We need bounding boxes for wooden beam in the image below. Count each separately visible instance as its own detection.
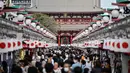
[112,3,127,6]
[2,8,24,12]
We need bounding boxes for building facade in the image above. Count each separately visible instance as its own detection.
[27,0,103,45]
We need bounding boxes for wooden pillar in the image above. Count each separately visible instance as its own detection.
[70,35,73,44]
[58,35,61,46]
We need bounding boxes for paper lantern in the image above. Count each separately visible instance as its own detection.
[96,21,101,26]
[40,28,44,31]
[111,10,119,17]
[92,16,97,21]
[127,4,130,9]
[12,17,18,22]
[85,30,89,34]
[17,14,24,21]
[43,30,47,33]
[36,26,40,29]
[18,41,21,46]
[0,1,4,10]
[8,42,11,48]
[103,16,109,22]
[88,27,92,31]
[119,8,124,13]
[0,42,6,49]
[82,32,86,35]
[92,24,97,28]
[118,14,124,19]
[13,42,16,47]
[31,23,36,27]
[122,42,128,49]
[26,19,31,25]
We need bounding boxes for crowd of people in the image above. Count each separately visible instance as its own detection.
[0,47,111,73]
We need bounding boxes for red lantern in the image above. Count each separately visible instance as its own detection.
[31,43,34,46]
[18,41,21,46]
[117,42,120,49]
[39,43,41,46]
[0,42,6,49]
[112,42,115,47]
[105,42,107,46]
[8,42,11,48]
[122,42,128,49]
[46,44,48,46]
[13,42,16,47]
[109,41,111,46]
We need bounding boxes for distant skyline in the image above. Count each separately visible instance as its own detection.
[101,0,118,8]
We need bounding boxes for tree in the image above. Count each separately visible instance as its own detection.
[32,13,60,34]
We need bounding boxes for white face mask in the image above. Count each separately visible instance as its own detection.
[54,69,58,73]
[66,55,69,58]
[64,68,69,72]
[73,60,77,63]
[45,59,47,62]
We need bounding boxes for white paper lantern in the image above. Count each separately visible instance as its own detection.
[40,28,44,31]
[92,16,97,20]
[36,26,40,29]
[92,24,97,28]
[31,23,36,27]
[96,21,101,26]
[43,30,47,33]
[17,14,24,21]
[82,32,86,35]
[0,1,4,10]
[26,19,31,25]
[88,27,92,31]
[127,4,130,9]
[12,17,18,22]
[103,16,110,22]
[101,20,104,24]
[118,14,124,19]
[111,10,119,17]
[119,8,124,13]
[85,30,89,34]
[108,26,112,29]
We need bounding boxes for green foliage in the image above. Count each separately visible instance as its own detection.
[32,13,60,33]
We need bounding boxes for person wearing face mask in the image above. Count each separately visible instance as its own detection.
[64,54,69,62]
[72,57,81,71]
[85,59,92,73]
[53,62,61,73]
[62,62,71,73]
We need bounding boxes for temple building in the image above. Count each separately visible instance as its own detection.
[27,0,103,45]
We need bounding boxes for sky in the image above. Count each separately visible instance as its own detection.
[101,0,118,8]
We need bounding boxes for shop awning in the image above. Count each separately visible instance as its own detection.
[2,8,24,12]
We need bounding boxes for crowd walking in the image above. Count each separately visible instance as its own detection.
[0,47,111,73]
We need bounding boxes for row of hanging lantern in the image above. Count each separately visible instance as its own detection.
[83,13,130,42]
[73,7,129,41]
[0,39,23,53]
[0,10,56,40]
